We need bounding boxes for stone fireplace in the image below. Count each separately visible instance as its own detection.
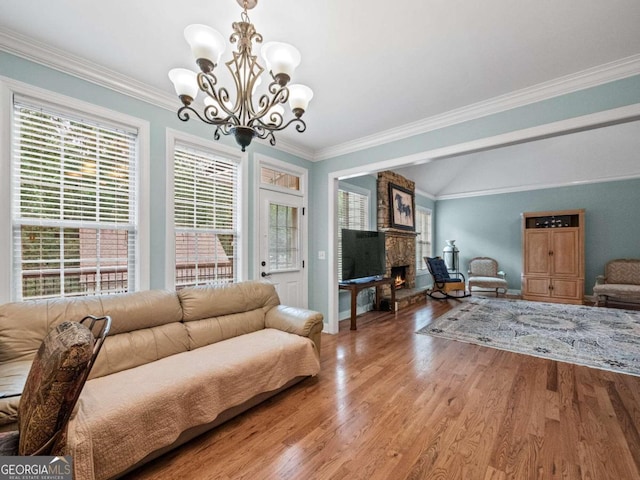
[377,171,417,299]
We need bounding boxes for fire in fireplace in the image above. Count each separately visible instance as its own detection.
[391,265,408,290]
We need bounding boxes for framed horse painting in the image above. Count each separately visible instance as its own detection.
[389,183,415,231]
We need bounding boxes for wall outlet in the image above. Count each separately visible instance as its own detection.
[318,251,326,260]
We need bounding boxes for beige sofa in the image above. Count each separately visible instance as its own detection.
[0,280,323,479]
[593,258,640,307]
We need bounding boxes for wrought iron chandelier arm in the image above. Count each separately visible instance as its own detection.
[255,116,307,134]
[177,105,238,128]
[198,73,240,123]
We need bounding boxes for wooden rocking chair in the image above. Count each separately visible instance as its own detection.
[425,256,470,299]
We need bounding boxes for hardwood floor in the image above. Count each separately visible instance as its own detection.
[125,299,640,480]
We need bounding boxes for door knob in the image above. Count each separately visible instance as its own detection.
[261,272,271,278]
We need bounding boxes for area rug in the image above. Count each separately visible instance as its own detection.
[416,297,640,376]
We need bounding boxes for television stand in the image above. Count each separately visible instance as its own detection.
[338,277,396,330]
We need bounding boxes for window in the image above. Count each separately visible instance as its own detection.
[416,207,432,271]
[260,166,300,191]
[337,186,369,281]
[173,142,239,288]
[11,96,140,300]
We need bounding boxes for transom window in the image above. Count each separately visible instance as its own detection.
[260,166,300,191]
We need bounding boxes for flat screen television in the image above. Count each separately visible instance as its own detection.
[341,229,386,282]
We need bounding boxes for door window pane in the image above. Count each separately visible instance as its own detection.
[268,203,299,271]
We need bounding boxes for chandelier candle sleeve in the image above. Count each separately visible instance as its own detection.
[168,69,198,105]
[168,0,313,152]
[184,24,226,70]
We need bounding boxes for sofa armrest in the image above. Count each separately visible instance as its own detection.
[266,305,323,337]
[498,270,506,279]
[265,305,324,355]
[595,275,606,286]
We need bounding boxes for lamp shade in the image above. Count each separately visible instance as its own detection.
[288,84,313,112]
[261,42,301,77]
[168,68,198,99]
[184,24,226,66]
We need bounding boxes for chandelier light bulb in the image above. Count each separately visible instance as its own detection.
[168,68,198,105]
[261,42,301,85]
[287,84,313,117]
[184,24,226,72]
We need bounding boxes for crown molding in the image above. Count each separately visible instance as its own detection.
[313,54,640,161]
[415,188,436,201]
[435,172,640,201]
[0,28,176,111]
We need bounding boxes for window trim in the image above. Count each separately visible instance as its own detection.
[0,78,150,303]
[165,129,247,290]
[415,206,433,273]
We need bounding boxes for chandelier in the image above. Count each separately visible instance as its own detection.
[168,0,313,152]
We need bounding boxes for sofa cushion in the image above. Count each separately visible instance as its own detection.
[593,283,640,298]
[607,261,640,285]
[98,290,183,335]
[469,276,509,289]
[184,310,265,350]
[66,328,320,480]
[88,322,189,380]
[0,291,182,365]
[19,321,94,455]
[178,281,279,321]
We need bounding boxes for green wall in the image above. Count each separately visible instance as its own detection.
[434,178,640,295]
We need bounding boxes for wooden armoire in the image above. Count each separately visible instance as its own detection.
[521,209,585,305]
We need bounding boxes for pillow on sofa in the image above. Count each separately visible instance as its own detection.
[18,321,94,455]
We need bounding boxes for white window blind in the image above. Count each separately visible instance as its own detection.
[173,142,239,288]
[12,97,138,300]
[416,208,432,270]
[337,188,369,281]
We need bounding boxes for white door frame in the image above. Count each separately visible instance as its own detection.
[254,154,309,307]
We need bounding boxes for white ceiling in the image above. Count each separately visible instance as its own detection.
[1,0,640,194]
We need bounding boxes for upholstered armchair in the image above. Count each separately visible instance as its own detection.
[593,259,640,307]
[467,257,508,297]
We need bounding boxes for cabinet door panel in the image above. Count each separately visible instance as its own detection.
[551,278,580,299]
[552,229,579,276]
[524,277,550,296]
[525,231,550,275]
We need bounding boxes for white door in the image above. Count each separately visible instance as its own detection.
[259,188,307,308]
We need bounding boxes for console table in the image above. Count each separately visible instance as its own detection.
[339,277,396,330]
